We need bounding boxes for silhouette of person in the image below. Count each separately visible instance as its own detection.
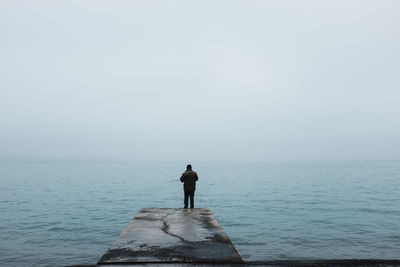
[180,164,199,209]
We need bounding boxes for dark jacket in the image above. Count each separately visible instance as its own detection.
[180,170,198,192]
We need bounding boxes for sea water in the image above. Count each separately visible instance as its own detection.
[0,160,399,266]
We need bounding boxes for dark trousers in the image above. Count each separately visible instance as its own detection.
[184,190,195,209]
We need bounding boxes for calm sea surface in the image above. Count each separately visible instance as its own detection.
[0,161,399,266]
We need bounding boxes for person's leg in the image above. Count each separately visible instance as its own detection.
[190,191,194,209]
[184,191,189,209]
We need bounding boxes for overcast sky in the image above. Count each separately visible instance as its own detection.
[0,0,399,161]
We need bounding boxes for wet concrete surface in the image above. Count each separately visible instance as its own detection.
[98,208,243,264]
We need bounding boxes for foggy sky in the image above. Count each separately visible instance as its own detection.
[1,0,399,161]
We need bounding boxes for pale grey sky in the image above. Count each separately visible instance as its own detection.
[1,0,399,161]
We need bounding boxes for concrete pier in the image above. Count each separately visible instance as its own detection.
[97,208,243,265]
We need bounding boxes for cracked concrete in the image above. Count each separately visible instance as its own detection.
[97,208,243,264]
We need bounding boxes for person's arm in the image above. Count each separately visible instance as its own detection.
[180,173,185,183]
[195,172,198,181]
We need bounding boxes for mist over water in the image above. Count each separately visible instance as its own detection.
[1,2,399,266]
[1,1,400,162]
[1,160,399,266]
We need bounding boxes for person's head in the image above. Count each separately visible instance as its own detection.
[186,164,192,170]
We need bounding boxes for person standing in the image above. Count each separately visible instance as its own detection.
[180,164,199,209]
